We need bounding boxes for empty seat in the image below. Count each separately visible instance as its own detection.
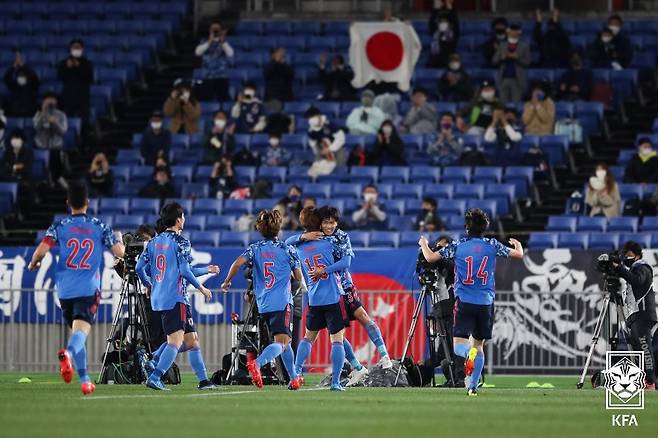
[349,231,369,248]
[164,198,193,214]
[349,166,378,184]
[466,200,497,219]
[332,183,362,199]
[608,217,638,232]
[588,233,619,250]
[193,198,222,215]
[437,200,466,216]
[453,184,484,200]
[302,183,331,199]
[382,199,405,215]
[620,233,652,249]
[99,198,129,214]
[472,167,502,183]
[546,216,576,232]
[392,184,423,200]
[442,167,471,183]
[369,231,399,248]
[257,166,287,183]
[113,215,144,231]
[409,165,441,183]
[223,200,253,215]
[618,184,643,200]
[219,231,249,248]
[190,231,220,248]
[577,216,607,232]
[557,233,588,249]
[423,184,453,199]
[181,183,209,198]
[206,215,236,231]
[380,166,410,183]
[528,232,556,249]
[130,198,160,215]
[184,216,206,231]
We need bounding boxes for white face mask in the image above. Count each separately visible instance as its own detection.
[481,90,495,101]
[181,91,190,101]
[640,146,653,156]
[364,192,377,203]
[71,49,83,58]
[243,91,255,101]
[595,169,607,179]
[382,126,393,136]
[269,138,280,147]
[438,22,449,32]
[10,138,22,149]
[214,119,226,129]
[608,25,620,35]
[16,76,27,86]
[151,121,162,130]
[508,37,519,44]
[448,62,460,71]
[309,116,322,129]
[602,36,612,44]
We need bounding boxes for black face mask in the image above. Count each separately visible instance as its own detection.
[623,257,636,268]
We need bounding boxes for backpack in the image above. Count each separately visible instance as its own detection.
[554,118,583,144]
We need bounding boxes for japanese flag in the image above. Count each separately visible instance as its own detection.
[349,22,421,92]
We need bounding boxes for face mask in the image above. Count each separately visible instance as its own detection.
[623,257,635,268]
[151,121,162,130]
[535,91,545,101]
[508,37,519,44]
[269,138,280,147]
[364,193,377,203]
[11,138,22,149]
[181,91,190,101]
[602,36,612,44]
[608,25,620,35]
[243,92,255,101]
[361,97,373,107]
[441,122,452,130]
[382,126,393,136]
[481,90,495,101]
[640,146,653,156]
[438,22,449,32]
[289,195,300,202]
[16,76,27,86]
[214,119,226,129]
[448,62,460,71]
[495,29,506,39]
[71,49,83,58]
[309,116,322,129]
[596,169,607,179]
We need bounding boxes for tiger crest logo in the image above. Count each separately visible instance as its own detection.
[602,352,646,410]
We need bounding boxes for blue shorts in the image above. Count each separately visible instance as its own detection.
[59,291,100,328]
[159,303,196,336]
[341,287,363,323]
[453,298,494,341]
[306,302,347,335]
[261,304,292,337]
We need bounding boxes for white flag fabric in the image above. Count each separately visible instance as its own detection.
[349,22,421,92]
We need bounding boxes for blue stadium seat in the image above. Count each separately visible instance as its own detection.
[181,183,209,198]
[472,167,502,184]
[442,167,471,183]
[608,217,638,232]
[265,21,293,35]
[380,166,410,183]
[504,166,534,197]
[558,233,588,249]
[404,200,422,216]
[618,184,643,200]
[236,21,264,35]
[130,198,160,215]
[409,165,441,183]
[235,166,256,185]
[640,216,658,231]
[466,200,497,219]
[577,216,607,232]
[302,183,331,199]
[388,215,414,232]
[621,233,652,249]
[116,149,142,165]
[113,215,145,231]
[392,184,423,200]
[445,215,465,231]
[349,166,378,184]
[220,199,252,215]
[369,232,399,248]
[528,232,556,249]
[163,198,192,214]
[453,185,484,200]
[131,166,153,182]
[437,200,466,216]
[546,216,576,232]
[332,183,362,199]
[398,231,420,247]
[184,216,206,231]
[191,231,220,248]
[574,101,603,134]
[257,166,287,183]
[112,165,131,182]
[206,215,236,231]
[349,231,369,248]
[588,233,619,250]
[254,199,277,211]
[99,198,129,215]
[423,184,453,199]
[193,198,222,215]
[219,231,249,248]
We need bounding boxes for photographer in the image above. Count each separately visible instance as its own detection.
[163,80,201,134]
[612,241,657,389]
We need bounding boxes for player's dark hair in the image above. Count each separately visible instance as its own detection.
[255,209,282,239]
[137,224,156,239]
[317,205,340,222]
[299,207,321,231]
[67,183,88,210]
[464,208,490,237]
[436,235,453,246]
[158,202,184,229]
[440,111,455,121]
[622,240,643,259]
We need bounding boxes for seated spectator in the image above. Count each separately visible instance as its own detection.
[586,163,620,219]
[231,82,267,133]
[606,14,633,68]
[485,109,523,166]
[429,112,463,166]
[624,138,658,183]
[264,47,294,102]
[1,129,32,182]
[438,54,473,102]
[263,133,291,167]
[590,26,631,70]
[458,81,503,135]
[427,1,458,68]
[202,110,235,164]
[534,8,570,68]
[492,24,531,103]
[347,144,371,167]
[194,22,233,102]
[57,38,93,124]
[346,90,386,135]
[522,83,555,135]
[264,99,293,137]
[352,185,387,230]
[415,197,446,232]
[306,107,346,178]
[163,80,201,134]
[275,185,304,231]
[430,0,460,40]
[4,52,39,117]
[140,111,171,165]
[482,17,508,68]
[556,52,593,101]
[33,93,68,188]
[319,54,356,101]
[372,120,405,166]
[139,166,177,199]
[208,156,236,199]
[400,88,438,134]
[86,152,113,197]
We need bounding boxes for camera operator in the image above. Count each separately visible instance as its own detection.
[613,241,657,389]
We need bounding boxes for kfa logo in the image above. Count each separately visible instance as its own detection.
[602,351,645,427]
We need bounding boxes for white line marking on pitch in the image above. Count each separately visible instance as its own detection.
[83,387,326,401]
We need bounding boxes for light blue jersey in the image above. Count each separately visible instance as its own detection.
[296,239,343,306]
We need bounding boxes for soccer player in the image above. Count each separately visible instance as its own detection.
[418,208,524,396]
[28,183,125,395]
[290,207,348,391]
[219,209,303,390]
[135,202,215,391]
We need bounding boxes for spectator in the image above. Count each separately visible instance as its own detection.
[139,166,177,199]
[485,108,523,166]
[33,93,68,188]
[231,82,266,133]
[534,9,571,68]
[429,0,460,41]
[0,129,33,217]
[202,110,235,164]
[606,14,633,68]
[492,24,531,103]
[400,88,438,134]
[140,111,172,165]
[438,54,473,102]
[590,26,631,70]
[302,196,317,209]
[194,22,233,102]
[482,17,508,68]
[372,120,405,166]
[346,90,386,135]
[264,99,293,137]
[522,83,555,135]
[4,51,39,117]
[275,185,304,231]
[427,11,457,68]
[352,184,387,230]
[306,107,346,178]
[624,138,658,183]
[57,39,93,124]
[586,163,620,219]
[319,54,355,101]
[415,197,446,232]
[458,81,503,135]
[263,133,291,167]
[428,112,463,166]
[208,156,236,199]
[556,52,594,101]
[163,81,201,134]
[264,47,294,102]
[86,152,114,197]
[348,144,370,167]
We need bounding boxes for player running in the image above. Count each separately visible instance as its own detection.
[136,202,216,391]
[418,208,523,396]
[28,183,125,395]
[220,209,303,390]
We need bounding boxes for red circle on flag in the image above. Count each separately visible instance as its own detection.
[365,31,404,72]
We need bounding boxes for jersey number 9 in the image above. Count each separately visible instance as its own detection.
[155,255,167,283]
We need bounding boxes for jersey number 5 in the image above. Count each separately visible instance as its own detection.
[264,262,275,289]
[65,238,94,270]
[155,255,166,283]
[463,256,489,286]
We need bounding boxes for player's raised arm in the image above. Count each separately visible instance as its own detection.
[220,256,247,292]
[418,235,441,263]
[508,238,524,259]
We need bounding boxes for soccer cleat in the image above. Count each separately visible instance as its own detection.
[346,366,369,386]
[198,380,219,390]
[146,378,170,391]
[144,360,156,374]
[646,381,656,391]
[379,355,393,370]
[298,374,305,386]
[464,347,477,376]
[57,348,73,384]
[467,388,478,397]
[288,377,301,391]
[330,384,346,391]
[247,360,263,389]
[81,381,96,395]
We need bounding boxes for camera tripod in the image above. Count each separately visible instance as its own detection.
[576,281,626,389]
[394,282,456,387]
[97,271,152,384]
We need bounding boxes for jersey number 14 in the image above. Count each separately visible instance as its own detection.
[463,256,489,286]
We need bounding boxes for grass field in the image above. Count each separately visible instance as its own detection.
[0,372,655,438]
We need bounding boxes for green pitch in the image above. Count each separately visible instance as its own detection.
[0,373,655,438]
